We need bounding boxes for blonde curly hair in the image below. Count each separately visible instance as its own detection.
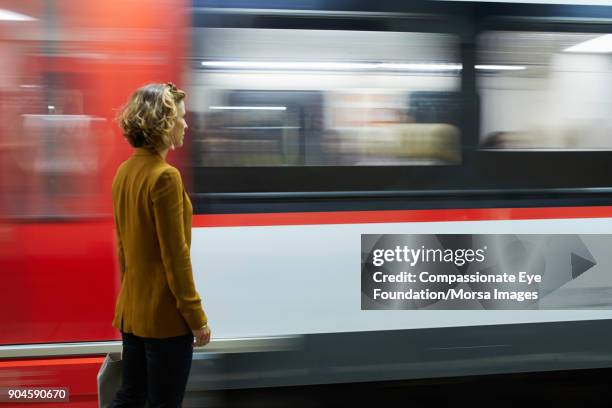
[117,82,186,151]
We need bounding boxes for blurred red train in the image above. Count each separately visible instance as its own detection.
[0,1,189,405]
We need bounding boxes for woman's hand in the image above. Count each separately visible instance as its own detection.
[192,325,211,347]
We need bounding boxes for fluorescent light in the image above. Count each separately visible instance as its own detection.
[201,60,463,71]
[209,106,287,111]
[476,65,527,70]
[0,8,36,21]
[201,61,527,72]
[378,63,463,71]
[201,61,376,70]
[564,34,612,53]
[47,105,55,110]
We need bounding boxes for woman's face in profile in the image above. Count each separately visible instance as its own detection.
[171,101,188,148]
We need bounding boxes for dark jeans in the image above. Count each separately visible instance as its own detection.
[109,331,194,408]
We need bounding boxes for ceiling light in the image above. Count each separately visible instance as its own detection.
[209,106,287,111]
[476,65,527,70]
[201,61,527,73]
[564,34,612,53]
[0,8,36,21]
[378,63,463,71]
[201,61,376,70]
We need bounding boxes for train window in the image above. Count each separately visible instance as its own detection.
[2,82,111,219]
[189,28,463,167]
[478,31,612,150]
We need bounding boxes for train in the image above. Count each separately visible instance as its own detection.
[2,0,612,406]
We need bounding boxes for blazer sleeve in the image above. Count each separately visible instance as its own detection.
[111,186,126,282]
[114,218,126,282]
[151,167,208,330]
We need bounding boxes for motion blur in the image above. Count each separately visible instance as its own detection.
[2,1,612,407]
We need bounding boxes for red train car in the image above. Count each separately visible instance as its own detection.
[0,1,189,405]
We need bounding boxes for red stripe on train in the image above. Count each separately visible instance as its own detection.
[192,205,612,227]
[0,357,105,368]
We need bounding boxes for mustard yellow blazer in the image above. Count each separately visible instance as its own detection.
[111,147,207,338]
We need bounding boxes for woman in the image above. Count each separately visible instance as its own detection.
[110,83,211,408]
